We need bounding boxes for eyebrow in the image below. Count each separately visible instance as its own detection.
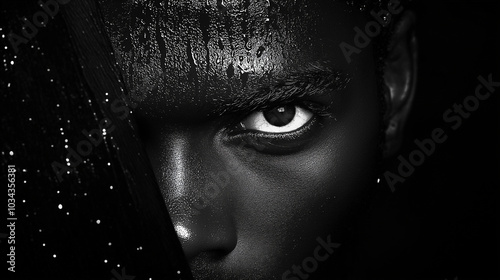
[217,62,350,116]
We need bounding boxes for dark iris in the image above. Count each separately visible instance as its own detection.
[263,105,296,127]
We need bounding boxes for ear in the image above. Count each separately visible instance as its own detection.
[383,11,418,158]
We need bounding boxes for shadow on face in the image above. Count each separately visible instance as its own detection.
[100,0,416,279]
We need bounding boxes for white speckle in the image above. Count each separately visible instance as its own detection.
[22,200,26,203]
[9,151,13,156]
[110,185,113,190]
[66,212,69,215]
[377,178,381,183]
[10,60,14,65]
[42,243,46,246]
[96,220,101,224]
[104,259,108,263]
[58,204,63,209]
[107,162,111,166]
[108,242,112,246]
[53,254,57,258]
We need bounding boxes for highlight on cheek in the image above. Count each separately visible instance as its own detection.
[240,105,314,133]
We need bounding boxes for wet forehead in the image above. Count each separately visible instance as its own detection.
[102,0,358,116]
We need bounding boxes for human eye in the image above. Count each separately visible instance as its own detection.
[225,101,331,154]
[240,104,314,134]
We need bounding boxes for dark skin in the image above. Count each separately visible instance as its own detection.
[100,1,417,279]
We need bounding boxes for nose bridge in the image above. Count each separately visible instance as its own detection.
[159,129,218,206]
[157,127,237,260]
[164,134,199,200]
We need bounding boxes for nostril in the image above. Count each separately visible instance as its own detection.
[182,232,238,261]
[194,249,234,262]
[175,219,238,261]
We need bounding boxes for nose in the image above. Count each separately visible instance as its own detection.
[174,208,237,260]
[150,128,238,260]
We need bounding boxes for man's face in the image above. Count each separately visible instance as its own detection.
[101,1,381,278]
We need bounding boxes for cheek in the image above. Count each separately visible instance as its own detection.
[216,70,380,269]
[225,60,380,228]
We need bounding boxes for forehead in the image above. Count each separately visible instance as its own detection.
[101,0,366,117]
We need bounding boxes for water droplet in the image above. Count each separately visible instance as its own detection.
[241,72,249,88]
[226,63,234,78]
[256,46,265,58]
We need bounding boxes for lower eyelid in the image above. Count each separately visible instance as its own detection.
[231,116,318,140]
[232,117,321,155]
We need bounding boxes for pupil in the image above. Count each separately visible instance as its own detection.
[263,105,296,127]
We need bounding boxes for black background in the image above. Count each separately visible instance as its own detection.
[1,0,499,279]
[369,1,499,279]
